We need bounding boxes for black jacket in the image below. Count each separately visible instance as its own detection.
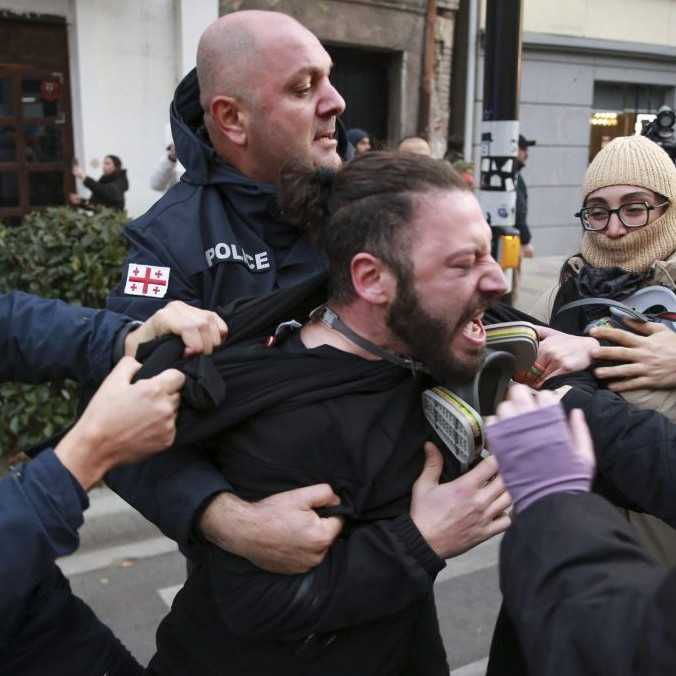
[487,379,676,676]
[83,169,128,211]
[136,280,454,675]
[501,492,676,676]
[561,384,676,525]
[148,356,450,674]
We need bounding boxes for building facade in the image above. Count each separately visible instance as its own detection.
[221,0,460,157]
[0,0,463,223]
[0,0,217,222]
[494,0,676,255]
[4,0,674,252]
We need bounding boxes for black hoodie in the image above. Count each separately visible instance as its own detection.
[133,276,451,676]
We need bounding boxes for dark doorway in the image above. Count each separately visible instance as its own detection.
[326,44,392,146]
[0,14,74,224]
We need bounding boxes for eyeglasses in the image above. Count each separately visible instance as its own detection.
[575,201,669,231]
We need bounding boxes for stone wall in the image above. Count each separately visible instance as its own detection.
[220,0,459,153]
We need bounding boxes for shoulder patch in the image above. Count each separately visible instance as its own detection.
[124,263,171,298]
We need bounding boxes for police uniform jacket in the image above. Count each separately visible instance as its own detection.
[104,68,348,549]
[106,68,346,321]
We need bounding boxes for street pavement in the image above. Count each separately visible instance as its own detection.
[60,256,566,674]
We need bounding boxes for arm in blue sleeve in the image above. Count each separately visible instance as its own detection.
[106,222,201,320]
[0,291,130,386]
[0,449,88,645]
[104,445,232,550]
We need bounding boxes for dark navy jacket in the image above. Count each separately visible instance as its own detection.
[0,291,141,674]
[0,451,141,676]
[105,69,346,546]
[1,291,129,386]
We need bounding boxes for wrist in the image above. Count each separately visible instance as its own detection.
[123,320,150,358]
[199,491,256,554]
[54,424,112,491]
[392,514,445,573]
[410,504,444,558]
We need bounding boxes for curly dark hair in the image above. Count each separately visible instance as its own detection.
[279,151,469,303]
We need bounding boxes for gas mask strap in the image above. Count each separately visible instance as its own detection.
[310,305,429,375]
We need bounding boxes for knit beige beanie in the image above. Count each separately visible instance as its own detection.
[580,134,676,272]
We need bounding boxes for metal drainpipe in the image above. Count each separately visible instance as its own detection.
[419,0,437,140]
[463,0,479,163]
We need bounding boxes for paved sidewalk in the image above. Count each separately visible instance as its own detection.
[515,255,566,317]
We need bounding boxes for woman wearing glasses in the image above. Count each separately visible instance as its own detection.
[545,135,675,330]
[534,134,676,567]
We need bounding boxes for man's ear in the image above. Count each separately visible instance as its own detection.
[210,96,247,146]
[351,253,396,306]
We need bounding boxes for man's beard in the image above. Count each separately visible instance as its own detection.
[386,269,487,385]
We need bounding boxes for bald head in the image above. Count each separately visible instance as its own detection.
[194,10,344,183]
[197,11,309,110]
[399,136,432,157]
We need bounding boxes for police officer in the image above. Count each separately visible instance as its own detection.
[0,292,225,675]
[104,10,352,575]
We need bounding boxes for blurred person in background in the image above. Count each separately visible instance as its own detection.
[70,154,129,211]
[444,134,464,164]
[347,127,371,156]
[453,159,476,189]
[516,134,535,258]
[398,135,432,156]
[150,123,185,193]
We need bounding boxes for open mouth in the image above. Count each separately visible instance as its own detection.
[461,311,486,346]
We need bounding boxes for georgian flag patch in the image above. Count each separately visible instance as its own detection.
[124,263,171,298]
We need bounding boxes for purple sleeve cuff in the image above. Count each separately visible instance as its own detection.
[487,404,593,513]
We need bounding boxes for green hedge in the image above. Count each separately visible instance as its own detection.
[0,207,128,457]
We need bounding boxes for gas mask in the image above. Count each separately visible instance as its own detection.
[423,321,539,471]
[311,306,539,471]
